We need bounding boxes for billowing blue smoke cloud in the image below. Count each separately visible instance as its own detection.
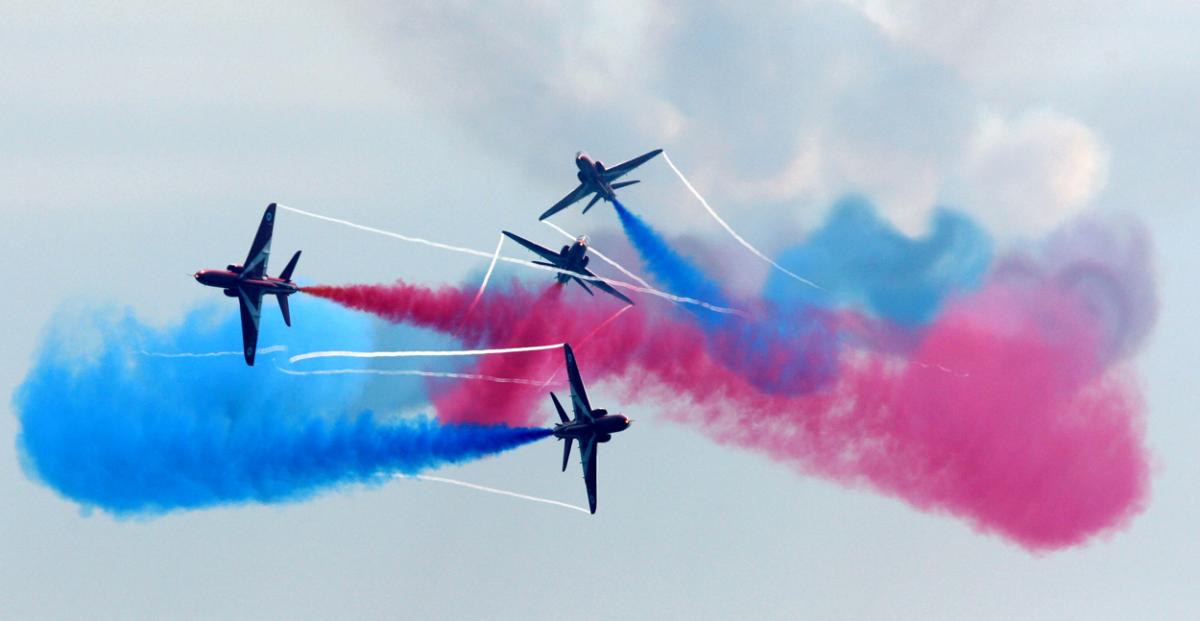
[766,196,992,325]
[611,197,994,393]
[614,199,839,393]
[13,296,549,515]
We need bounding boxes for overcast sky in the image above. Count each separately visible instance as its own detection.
[2,2,1198,619]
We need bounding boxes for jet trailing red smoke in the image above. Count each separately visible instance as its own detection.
[301,275,1150,551]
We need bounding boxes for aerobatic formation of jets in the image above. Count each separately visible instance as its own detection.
[194,148,661,512]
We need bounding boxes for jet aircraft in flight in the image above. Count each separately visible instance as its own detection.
[502,230,634,305]
[550,344,632,514]
[538,148,663,221]
[193,203,300,366]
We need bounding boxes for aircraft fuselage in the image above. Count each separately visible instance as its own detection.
[553,411,631,442]
[194,268,299,297]
[575,152,615,201]
[554,238,591,284]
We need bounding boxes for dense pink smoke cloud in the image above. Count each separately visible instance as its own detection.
[302,270,1150,551]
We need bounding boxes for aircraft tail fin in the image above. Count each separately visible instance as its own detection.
[550,392,569,423]
[582,193,603,214]
[277,294,292,327]
[611,180,640,190]
[572,277,595,296]
[561,437,573,471]
[279,250,301,281]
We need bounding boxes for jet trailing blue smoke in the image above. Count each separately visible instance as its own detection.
[13,297,549,515]
[765,196,993,326]
[613,199,839,393]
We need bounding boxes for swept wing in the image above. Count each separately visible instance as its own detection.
[539,184,592,221]
[563,344,593,421]
[600,148,663,181]
[241,203,276,279]
[502,230,564,265]
[579,434,599,514]
[237,288,264,365]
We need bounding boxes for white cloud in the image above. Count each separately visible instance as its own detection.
[353,0,1112,238]
[956,110,1109,236]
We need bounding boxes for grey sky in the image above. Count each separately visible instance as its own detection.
[2,2,1197,619]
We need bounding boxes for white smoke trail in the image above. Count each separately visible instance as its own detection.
[290,343,565,364]
[540,220,656,290]
[278,203,498,262]
[913,361,971,379]
[140,345,287,358]
[539,304,632,388]
[579,304,634,345]
[661,152,822,290]
[395,473,588,514]
[278,203,744,316]
[276,365,551,386]
[464,232,505,318]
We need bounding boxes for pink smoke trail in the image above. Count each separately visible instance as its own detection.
[303,275,1149,551]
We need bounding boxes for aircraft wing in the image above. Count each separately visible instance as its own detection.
[502,231,563,265]
[242,203,276,279]
[237,287,264,366]
[539,184,591,221]
[578,268,634,305]
[563,344,593,421]
[579,433,599,514]
[600,148,663,181]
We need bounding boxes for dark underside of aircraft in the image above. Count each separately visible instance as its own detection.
[193,203,300,365]
[502,230,634,305]
[550,344,632,514]
[538,148,662,221]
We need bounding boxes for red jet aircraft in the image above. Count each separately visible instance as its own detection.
[193,203,300,365]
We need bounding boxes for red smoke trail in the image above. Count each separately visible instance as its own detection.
[302,278,1149,550]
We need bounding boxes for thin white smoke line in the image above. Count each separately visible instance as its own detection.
[275,365,551,386]
[580,304,634,344]
[395,474,589,514]
[289,343,565,364]
[464,232,506,317]
[140,345,287,358]
[278,203,745,316]
[540,305,633,388]
[661,152,823,291]
[913,361,971,379]
[278,203,498,261]
[540,220,655,290]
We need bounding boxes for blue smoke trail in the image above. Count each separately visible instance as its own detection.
[613,199,838,393]
[613,199,730,328]
[611,197,993,393]
[766,196,992,326]
[13,296,549,515]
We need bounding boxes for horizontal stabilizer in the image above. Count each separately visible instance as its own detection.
[582,193,602,214]
[573,277,594,296]
[550,392,569,423]
[279,250,301,281]
[561,437,573,472]
[277,294,292,327]
[611,180,640,190]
